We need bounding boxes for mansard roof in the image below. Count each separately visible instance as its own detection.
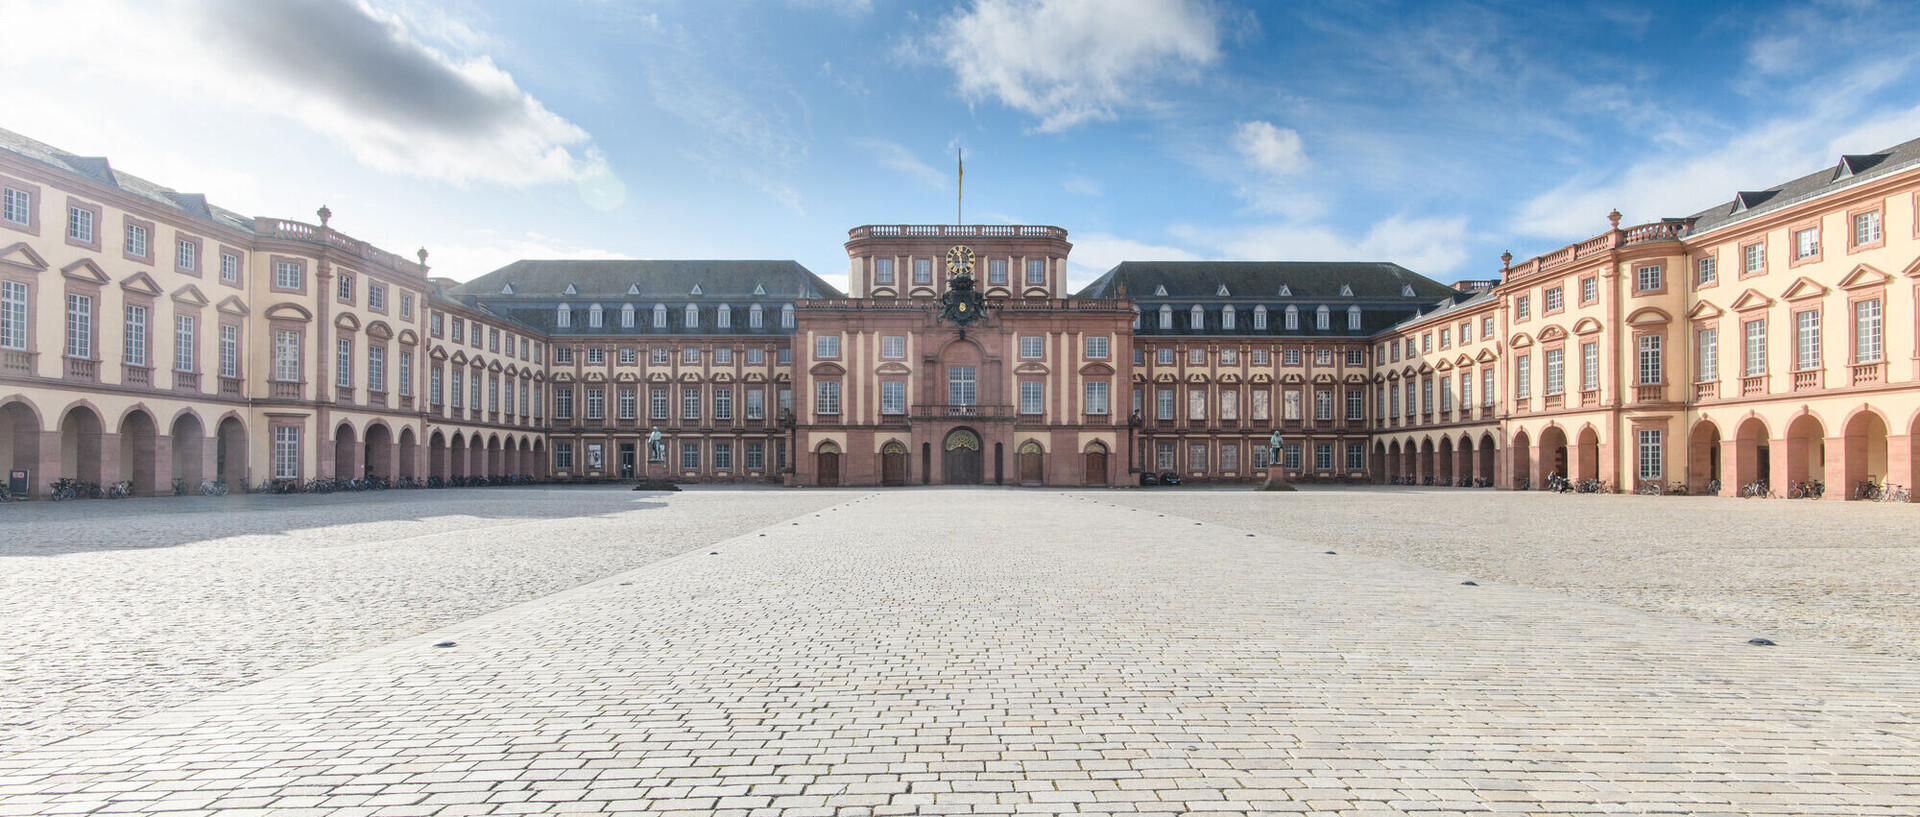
[0,127,255,234]
[1076,261,1456,301]
[453,259,843,301]
[1686,135,1920,234]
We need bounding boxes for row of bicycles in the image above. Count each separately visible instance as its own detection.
[1854,480,1911,503]
[1737,479,1830,499]
[1544,474,1618,494]
[171,477,231,496]
[47,478,135,501]
[251,474,539,494]
[1384,475,1495,487]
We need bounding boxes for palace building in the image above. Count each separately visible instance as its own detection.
[3,124,1918,496]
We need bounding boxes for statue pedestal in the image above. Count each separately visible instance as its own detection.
[1260,464,1295,491]
[647,459,665,479]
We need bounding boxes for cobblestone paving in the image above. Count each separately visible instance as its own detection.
[3,488,1918,815]
[1101,486,1920,661]
[0,487,852,752]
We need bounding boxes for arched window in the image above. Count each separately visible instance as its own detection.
[716,304,731,329]
[780,304,795,328]
[1131,306,1140,330]
[556,303,571,328]
[621,303,635,328]
[1315,305,1330,330]
[1190,305,1204,330]
[588,303,603,328]
[652,304,667,328]
[749,304,764,328]
[1347,305,1361,331]
[1284,305,1299,330]
[1253,305,1268,330]
[1159,305,1173,330]
[1222,305,1237,330]
[684,304,699,328]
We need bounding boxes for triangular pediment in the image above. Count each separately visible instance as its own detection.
[59,258,108,287]
[1475,348,1499,362]
[119,271,164,297]
[1729,288,1774,312]
[1455,354,1473,367]
[0,242,49,273]
[216,295,250,317]
[449,350,469,365]
[1416,363,1434,375]
[1838,264,1891,291]
[1686,301,1723,321]
[1385,370,1401,381]
[488,360,504,373]
[1434,358,1454,371]
[1779,277,1828,302]
[170,284,209,307]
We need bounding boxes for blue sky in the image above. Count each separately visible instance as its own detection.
[6,0,1919,291]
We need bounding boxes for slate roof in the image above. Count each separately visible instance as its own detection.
[1384,287,1497,332]
[452,259,843,301]
[1685,135,1920,235]
[0,127,256,234]
[1075,261,1456,301]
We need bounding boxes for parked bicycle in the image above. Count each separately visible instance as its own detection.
[1634,480,1664,496]
[1883,483,1911,503]
[172,477,191,496]
[200,477,229,496]
[1574,478,1607,494]
[1786,479,1825,500]
[1740,479,1773,498]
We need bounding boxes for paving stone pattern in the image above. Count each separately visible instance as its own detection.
[0,488,851,752]
[1103,487,1920,661]
[3,489,1918,815]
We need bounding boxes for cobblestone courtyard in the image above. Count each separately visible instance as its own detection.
[2,487,1918,815]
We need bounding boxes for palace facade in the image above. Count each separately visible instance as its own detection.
[3,124,1917,496]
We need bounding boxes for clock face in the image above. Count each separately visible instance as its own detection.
[946,245,975,276]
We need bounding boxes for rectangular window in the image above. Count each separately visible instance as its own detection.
[882,335,905,359]
[1287,389,1304,421]
[1515,354,1531,399]
[579,386,600,420]
[815,335,839,359]
[1085,335,1109,359]
[1544,287,1563,312]
[1794,227,1819,259]
[1251,389,1269,421]
[1637,334,1663,385]
[1440,376,1454,411]
[1744,319,1767,377]
[747,388,766,419]
[1795,310,1820,370]
[1481,316,1494,338]
[336,338,352,387]
[1157,348,1175,366]
[948,365,977,406]
[273,426,300,479]
[618,388,637,420]
[1,187,29,225]
[552,386,570,419]
[220,252,240,283]
[1855,299,1882,363]
[554,443,573,471]
[874,258,894,285]
[1314,389,1332,420]
[1283,349,1301,366]
[1157,442,1176,471]
[125,223,148,258]
[1020,381,1043,415]
[682,443,700,470]
[368,284,385,312]
[1188,443,1207,471]
[1635,265,1662,292]
[1459,321,1472,344]
[1283,443,1301,470]
[714,442,732,471]
[1439,329,1450,348]
[451,319,463,342]
[679,387,698,421]
[451,371,465,409]
[336,273,353,302]
[913,258,931,284]
[1459,374,1471,410]
[1582,276,1598,303]
[366,345,384,391]
[1696,328,1718,382]
[747,348,764,365]
[1347,443,1365,471]
[174,314,195,372]
[681,347,698,364]
[1582,341,1598,390]
[1403,382,1415,417]
[1346,349,1363,367]
[1744,242,1766,274]
[1482,368,1494,406]
[746,443,765,470]
[1156,388,1175,420]
[1020,335,1043,359]
[1515,295,1530,320]
[1084,382,1109,416]
[65,293,93,358]
[880,381,905,415]
[472,373,483,410]
[587,348,605,365]
[1696,256,1716,287]
[429,366,442,405]
[650,387,667,420]
[123,304,146,366]
[1346,388,1364,420]
[618,347,637,365]
[400,293,413,319]
[219,324,239,378]
[1637,429,1663,481]
[1854,210,1882,247]
[988,258,1007,285]
[651,347,669,365]
[1544,348,1564,395]
[176,239,196,271]
[1026,258,1046,285]
[1221,444,1239,472]
[554,347,573,364]
[714,388,732,420]
[67,205,93,244]
[1419,380,1431,414]
[1220,348,1238,365]
[1190,348,1206,366]
[1314,443,1333,471]
[1219,388,1238,420]
[1189,389,1207,421]
[399,350,412,396]
[816,380,841,415]
[1252,349,1269,365]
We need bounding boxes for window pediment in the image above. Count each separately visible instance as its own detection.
[334,312,361,331]
[1015,361,1052,375]
[1249,373,1273,384]
[1077,362,1113,377]
[1509,333,1533,348]
[1475,348,1499,362]
[1536,325,1567,342]
[216,295,250,317]
[809,361,847,376]
[449,350,469,365]
[171,284,209,307]
[615,371,640,383]
[428,347,449,361]
[875,361,911,375]
[0,242,49,273]
[1571,316,1604,335]
[1625,307,1672,326]
[120,271,164,297]
[1729,288,1774,312]
[263,302,312,322]
[61,258,111,285]
[366,320,393,340]
[1686,301,1722,321]
[1837,264,1891,291]
[1779,277,1829,302]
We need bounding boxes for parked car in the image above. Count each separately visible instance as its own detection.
[1139,471,1159,486]
[1157,471,1182,486]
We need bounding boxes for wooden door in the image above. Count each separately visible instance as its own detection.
[1084,450,1108,485]
[880,443,907,486]
[817,451,840,486]
[943,429,982,484]
[1017,441,1043,485]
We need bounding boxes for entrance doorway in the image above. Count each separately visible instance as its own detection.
[944,428,982,484]
[881,441,908,486]
[1083,442,1109,486]
[1017,440,1043,485]
[619,443,636,478]
[816,441,841,486]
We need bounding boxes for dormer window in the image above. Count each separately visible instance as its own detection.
[1159,305,1173,330]
[1347,305,1361,331]
[1401,284,1415,297]
[780,304,795,328]
[690,283,703,296]
[1131,306,1140,330]
[1284,305,1299,330]
[684,304,699,328]
[652,304,667,328]
[556,303,572,328]
[1253,305,1268,330]
[1222,304,1236,330]
[1315,305,1330,330]
[716,304,731,329]
[753,283,766,295]
[749,303,764,328]
[627,283,640,295]
[1278,284,1291,297]
[621,303,635,328]
[563,283,577,295]
[1153,284,1168,296]
[1216,284,1230,297]
[1339,284,1353,296]
[1189,305,1204,330]
[588,303,603,328]
[500,283,515,295]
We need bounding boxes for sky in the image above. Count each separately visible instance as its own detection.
[4,0,1919,293]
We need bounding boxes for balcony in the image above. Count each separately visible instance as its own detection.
[335,386,356,405]
[1694,381,1719,401]
[271,380,304,400]
[1792,370,1821,392]
[1580,390,1600,407]
[2,350,33,374]
[913,404,1014,420]
[220,377,244,397]
[1544,394,1563,410]
[1851,361,1883,386]
[173,371,200,392]
[1635,384,1664,403]
[67,357,97,382]
[1511,400,1530,415]
[123,364,151,388]
[367,389,387,409]
[1740,375,1768,396]
[399,395,414,411]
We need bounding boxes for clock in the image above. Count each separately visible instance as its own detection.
[946,245,975,277]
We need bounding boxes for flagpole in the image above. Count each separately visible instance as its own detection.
[957,148,963,226]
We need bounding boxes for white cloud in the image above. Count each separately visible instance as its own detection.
[1066,233,1201,288]
[1176,215,1475,278]
[1234,121,1308,176]
[0,0,607,189]
[851,139,946,188]
[423,230,630,282]
[931,0,1225,132]
[1062,176,1103,196]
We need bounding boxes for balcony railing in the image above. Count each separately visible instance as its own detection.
[123,364,151,388]
[173,371,200,392]
[1694,381,1719,401]
[1792,370,1821,392]
[335,386,355,405]
[2,350,33,374]
[1580,390,1600,407]
[271,380,304,400]
[913,404,1014,420]
[67,358,97,381]
[1851,361,1883,386]
[220,377,244,396]
[1543,393,1563,410]
[1741,375,1768,396]
[849,224,1067,240]
[1635,384,1664,403]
